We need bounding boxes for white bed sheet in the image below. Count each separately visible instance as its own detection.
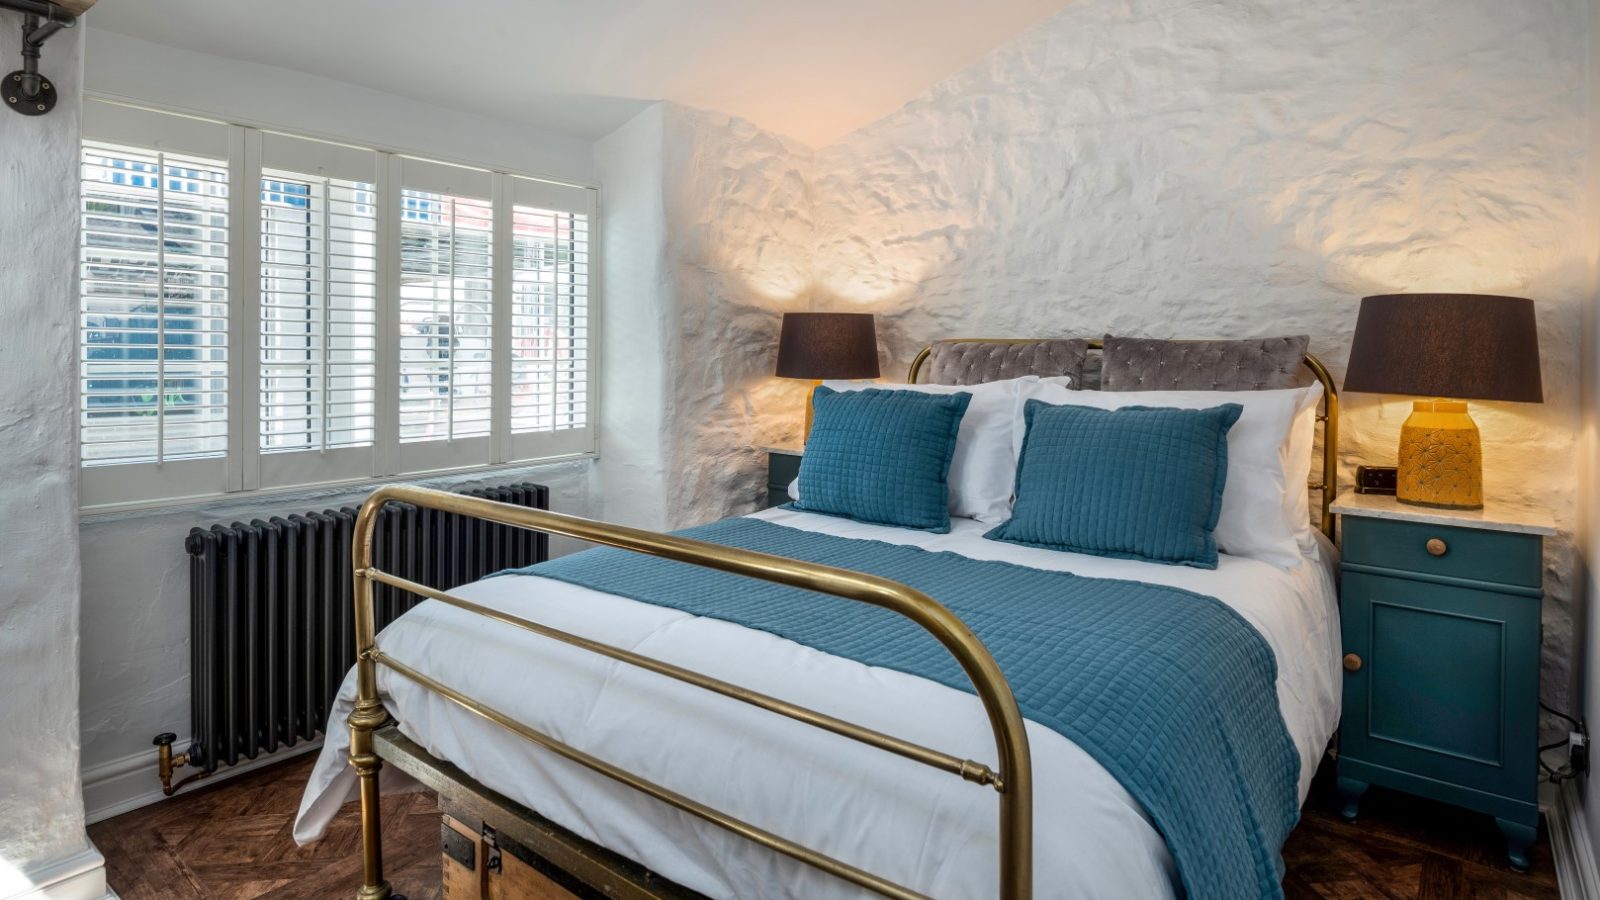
[295,508,1341,899]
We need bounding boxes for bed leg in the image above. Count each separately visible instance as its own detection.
[350,698,400,899]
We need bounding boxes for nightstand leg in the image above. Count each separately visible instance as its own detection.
[1336,776,1368,821]
[1495,818,1536,873]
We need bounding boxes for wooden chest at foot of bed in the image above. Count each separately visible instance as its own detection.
[443,813,581,900]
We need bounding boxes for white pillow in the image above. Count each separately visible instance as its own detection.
[790,375,1060,524]
[1281,382,1324,555]
[1019,382,1323,569]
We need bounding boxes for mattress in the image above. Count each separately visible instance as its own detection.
[295,507,1341,899]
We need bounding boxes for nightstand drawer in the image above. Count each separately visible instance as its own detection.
[1341,516,1541,589]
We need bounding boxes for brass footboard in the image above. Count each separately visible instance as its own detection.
[348,484,1034,900]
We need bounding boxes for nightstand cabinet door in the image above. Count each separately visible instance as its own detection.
[1340,570,1539,807]
[767,452,802,509]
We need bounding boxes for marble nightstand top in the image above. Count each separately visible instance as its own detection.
[1331,492,1556,536]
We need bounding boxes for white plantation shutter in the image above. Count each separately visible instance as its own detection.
[258,171,378,455]
[510,206,589,431]
[396,167,495,464]
[507,177,597,459]
[79,140,231,498]
[77,101,599,509]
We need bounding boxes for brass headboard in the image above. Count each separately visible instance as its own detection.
[907,338,1339,539]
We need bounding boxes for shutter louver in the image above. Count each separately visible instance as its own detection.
[259,171,378,453]
[80,142,230,466]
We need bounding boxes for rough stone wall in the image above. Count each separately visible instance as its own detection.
[0,11,99,884]
[650,0,1591,716]
[659,106,816,526]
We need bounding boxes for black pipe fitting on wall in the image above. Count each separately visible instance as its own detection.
[0,0,77,116]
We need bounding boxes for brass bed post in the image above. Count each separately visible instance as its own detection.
[350,498,395,900]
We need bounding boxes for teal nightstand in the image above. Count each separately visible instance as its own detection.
[1331,493,1555,871]
[765,446,803,509]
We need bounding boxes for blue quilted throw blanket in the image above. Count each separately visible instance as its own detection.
[500,518,1299,899]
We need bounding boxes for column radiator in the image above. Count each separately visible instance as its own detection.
[181,482,550,775]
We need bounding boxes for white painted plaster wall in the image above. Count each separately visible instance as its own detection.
[0,14,108,899]
[82,27,594,185]
[593,105,673,530]
[633,0,1591,721]
[658,107,814,525]
[593,104,814,530]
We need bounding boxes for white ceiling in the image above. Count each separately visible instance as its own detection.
[84,0,1070,147]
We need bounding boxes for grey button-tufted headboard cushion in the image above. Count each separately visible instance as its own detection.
[1100,335,1310,392]
[916,339,1092,386]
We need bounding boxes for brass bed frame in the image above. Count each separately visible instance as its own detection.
[347,340,1339,900]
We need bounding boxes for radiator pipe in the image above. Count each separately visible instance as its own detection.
[153,732,207,796]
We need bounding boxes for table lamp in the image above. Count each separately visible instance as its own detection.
[1343,293,1542,509]
[775,312,880,436]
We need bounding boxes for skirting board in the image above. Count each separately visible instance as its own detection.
[1550,778,1600,900]
[82,737,323,825]
[1,845,116,900]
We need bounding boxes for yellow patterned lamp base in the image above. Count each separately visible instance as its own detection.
[1397,400,1483,509]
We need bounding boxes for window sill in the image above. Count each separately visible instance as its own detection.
[78,452,597,524]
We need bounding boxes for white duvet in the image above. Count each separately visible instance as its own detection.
[295,507,1341,899]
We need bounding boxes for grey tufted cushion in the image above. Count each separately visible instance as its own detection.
[1101,335,1310,392]
[919,339,1091,386]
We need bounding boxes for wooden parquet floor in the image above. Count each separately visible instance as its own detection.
[92,753,1561,899]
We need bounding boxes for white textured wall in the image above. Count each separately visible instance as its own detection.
[593,104,814,529]
[1581,0,1600,856]
[659,107,815,525]
[0,15,106,899]
[639,0,1591,717]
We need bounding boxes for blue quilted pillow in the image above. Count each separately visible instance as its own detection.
[985,400,1243,568]
[792,386,971,532]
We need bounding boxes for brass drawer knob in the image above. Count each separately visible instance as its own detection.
[1343,653,1363,672]
[1426,538,1448,557]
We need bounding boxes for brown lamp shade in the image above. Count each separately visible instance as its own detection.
[1342,294,1542,403]
[775,312,880,380]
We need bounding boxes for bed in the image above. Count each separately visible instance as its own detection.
[294,337,1343,900]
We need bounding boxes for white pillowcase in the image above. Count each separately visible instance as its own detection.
[1020,382,1324,569]
[789,376,1060,524]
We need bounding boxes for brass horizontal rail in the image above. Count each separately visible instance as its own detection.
[364,566,1002,790]
[373,649,933,900]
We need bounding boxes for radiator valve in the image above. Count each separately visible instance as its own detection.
[153,732,204,796]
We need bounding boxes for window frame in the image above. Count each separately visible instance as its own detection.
[79,100,601,513]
